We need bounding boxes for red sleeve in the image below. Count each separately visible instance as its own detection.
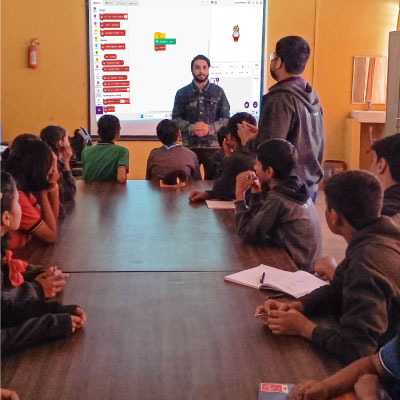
[18,191,43,233]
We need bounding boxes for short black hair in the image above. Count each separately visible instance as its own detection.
[1,134,40,162]
[191,54,210,70]
[256,139,297,180]
[227,112,257,145]
[216,126,229,147]
[98,115,121,142]
[40,125,67,153]
[156,119,180,145]
[1,171,16,213]
[371,133,400,182]
[10,134,40,151]
[276,36,310,75]
[325,170,383,230]
[4,138,52,193]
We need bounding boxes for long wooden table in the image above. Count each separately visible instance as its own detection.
[3,181,342,400]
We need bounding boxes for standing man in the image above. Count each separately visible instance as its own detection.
[258,36,324,201]
[172,55,230,179]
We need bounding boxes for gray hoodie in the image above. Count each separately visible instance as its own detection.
[258,77,324,194]
[235,176,322,271]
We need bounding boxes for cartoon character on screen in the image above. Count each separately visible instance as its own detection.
[232,25,240,42]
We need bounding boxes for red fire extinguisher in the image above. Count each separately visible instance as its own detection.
[28,38,39,68]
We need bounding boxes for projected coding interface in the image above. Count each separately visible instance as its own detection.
[89,0,265,135]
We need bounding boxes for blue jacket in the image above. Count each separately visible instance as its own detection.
[172,80,230,149]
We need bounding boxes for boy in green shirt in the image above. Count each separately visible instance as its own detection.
[82,115,129,183]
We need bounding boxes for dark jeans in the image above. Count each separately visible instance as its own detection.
[191,148,219,180]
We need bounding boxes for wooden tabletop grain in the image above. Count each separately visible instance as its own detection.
[3,181,342,400]
[15,181,297,273]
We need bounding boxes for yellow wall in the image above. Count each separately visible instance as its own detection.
[1,0,398,178]
[267,0,398,161]
[312,0,398,161]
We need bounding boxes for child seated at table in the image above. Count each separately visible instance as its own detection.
[82,115,129,183]
[40,125,76,217]
[288,333,399,400]
[189,112,257,201]
[256,170,400,364]
[234,138,321,271]
[316,133,400,282]
[146,119,201,181]
[207,126,230,180]
[1,171,68,299]
[4,136,60,248]
[1,172,85,356]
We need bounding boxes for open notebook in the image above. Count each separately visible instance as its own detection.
[225,264,328,298]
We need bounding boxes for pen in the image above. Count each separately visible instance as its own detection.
[260,272,265,284]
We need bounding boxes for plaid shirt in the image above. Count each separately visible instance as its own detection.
[172,80,230,149]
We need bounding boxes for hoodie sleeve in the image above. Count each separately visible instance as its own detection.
[258,93,295,143]
[302,262,393,364]
[1,313,72,356]
[235,192,281,243]
[1,297,79,355]
[22,263,46,281]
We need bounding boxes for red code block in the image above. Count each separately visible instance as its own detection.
[100,13,128,20]
[103,98,130,105]
[102,66,129,72]
[100,22,120,29]
[103,81,130,86]
[100,30,126,37]
[104,106,116,113]
[101,43,125,50]
[104,54,117,59]
[154,45,166,51]
[102,75,128,80]
[103,87,130,93]
[102,60,124,66]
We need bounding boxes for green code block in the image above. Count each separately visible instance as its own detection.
[154,38,176,45]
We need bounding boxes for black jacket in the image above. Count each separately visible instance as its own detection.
[207,141,257,200]
[382,183,400,217]
[300,216,400,364]
[1,297,78,355]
